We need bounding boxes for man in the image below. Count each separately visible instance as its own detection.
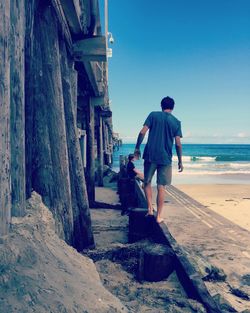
[134,96,183,223]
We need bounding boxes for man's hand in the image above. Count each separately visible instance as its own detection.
[178,162,184,172]
[134,126,148,160]
[134,148,141,159]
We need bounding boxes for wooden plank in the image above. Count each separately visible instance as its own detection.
[73,36,107,62]
[83,61,104,97]
[59,0,82,36]
[50,0,72,49]
[0,0,11,237]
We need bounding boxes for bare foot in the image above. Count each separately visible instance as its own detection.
[156,217,164,224]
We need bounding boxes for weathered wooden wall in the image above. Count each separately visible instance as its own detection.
[24,1,94,249]
[0,0,115,249]
[0,0,100,249]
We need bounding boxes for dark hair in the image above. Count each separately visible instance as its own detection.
[161,96,175,110]
[128,154,134,161]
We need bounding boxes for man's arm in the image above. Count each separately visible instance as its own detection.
[134,125,148,158]
[175,136,184,172]
[133,168,143,175]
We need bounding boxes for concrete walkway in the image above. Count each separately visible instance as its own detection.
[155,185,250,311]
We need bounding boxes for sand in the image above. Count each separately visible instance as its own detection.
[89,206,207,313]
[0,192,127,313]
[158,184,250,311]
[176,184,250,232]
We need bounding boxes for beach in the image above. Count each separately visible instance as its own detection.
[160,184,250,311]
[176,184,250,232]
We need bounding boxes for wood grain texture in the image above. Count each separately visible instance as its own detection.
[0,0,11,236]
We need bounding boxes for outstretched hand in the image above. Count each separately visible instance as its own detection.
[134,148,141,160]
[178,162,184,172]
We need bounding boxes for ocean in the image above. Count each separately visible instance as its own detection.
[112,144,250,185]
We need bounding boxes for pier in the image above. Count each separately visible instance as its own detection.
[0,0,119,251]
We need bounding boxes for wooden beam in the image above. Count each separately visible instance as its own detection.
[59,0,82,36]
[51,0,72,49]
[83,61,104,97]
[73,36,107,62]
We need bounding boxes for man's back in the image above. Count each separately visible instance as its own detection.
[142,111,182,165]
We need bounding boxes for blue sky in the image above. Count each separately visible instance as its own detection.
[100,0,250,144]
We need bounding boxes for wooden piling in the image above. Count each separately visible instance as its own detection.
[86,98,95,204]
[96,111,104,186]
[128,208,150,242]
[27,4,74,244]
[139,244,175,282]
[10,0,26,217]
[0,0,11,237]
[60,39,95,250]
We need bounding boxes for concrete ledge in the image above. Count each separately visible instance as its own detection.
[152,221,221,313]
[134,180,147,208]
[131,182,222,313]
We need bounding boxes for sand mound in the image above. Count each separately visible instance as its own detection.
[0,192,127,313]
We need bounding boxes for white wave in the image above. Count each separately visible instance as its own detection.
[172,159,250,171]
[173,169,250,176]
[228,163,250,168]
[173,156,215,162]
[180,164,207,169]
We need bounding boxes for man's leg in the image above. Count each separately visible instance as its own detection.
[156,184,165,223]
[144,161,156,215]
[144,182,154,214]
[156,165,172,223]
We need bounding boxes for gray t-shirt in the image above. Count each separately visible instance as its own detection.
[142,111,182,165]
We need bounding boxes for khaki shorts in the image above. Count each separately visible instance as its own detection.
[144,161,172,186]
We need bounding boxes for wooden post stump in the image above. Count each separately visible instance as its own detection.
[129,208,152,243]
[118,178,137,209]
[138,244,175,282]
